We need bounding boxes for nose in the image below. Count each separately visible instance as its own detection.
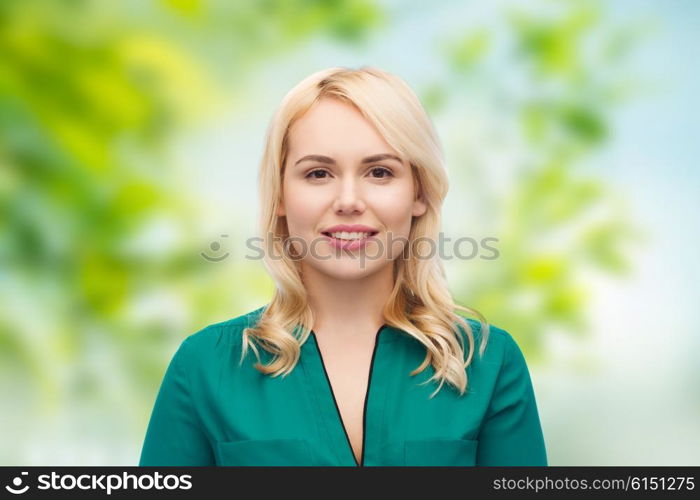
[332,177,366,214]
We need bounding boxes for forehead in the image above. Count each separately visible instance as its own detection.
[287,97,396,157]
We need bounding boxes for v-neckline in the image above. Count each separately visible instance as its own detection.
[307,325,385,467]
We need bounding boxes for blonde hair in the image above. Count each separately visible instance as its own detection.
[243,66,490,398]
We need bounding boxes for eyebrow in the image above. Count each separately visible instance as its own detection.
[294,153,403,167]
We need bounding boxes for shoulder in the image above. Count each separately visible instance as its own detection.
[455,315,527,367]
[178,305,267,360]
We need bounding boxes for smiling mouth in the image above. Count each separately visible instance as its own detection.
[321,231,379,241]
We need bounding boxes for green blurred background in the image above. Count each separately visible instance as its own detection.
[1,0,698,465]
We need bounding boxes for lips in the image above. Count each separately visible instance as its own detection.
[321,231,377,251]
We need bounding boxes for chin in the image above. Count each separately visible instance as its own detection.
[317,261,384,281]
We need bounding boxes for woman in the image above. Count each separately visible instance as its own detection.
[139,66,548,466]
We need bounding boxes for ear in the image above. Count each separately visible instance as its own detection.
[276,191,286,216]
[409,165,426,217]
[412,193,427,217]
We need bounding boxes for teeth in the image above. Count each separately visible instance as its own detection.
[328,231,372,240]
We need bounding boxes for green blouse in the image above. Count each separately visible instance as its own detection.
[139,306,547,466]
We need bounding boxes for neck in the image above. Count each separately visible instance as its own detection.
[302,262,393,341]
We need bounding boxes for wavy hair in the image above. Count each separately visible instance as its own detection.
[242,66,490,398]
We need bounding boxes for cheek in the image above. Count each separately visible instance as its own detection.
[373,188,416,232]
[282,183,325,233]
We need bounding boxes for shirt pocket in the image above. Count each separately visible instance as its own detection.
[215,438,313,466]
[404,439,478,466]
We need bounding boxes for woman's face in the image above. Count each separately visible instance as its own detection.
[277,97,426,280]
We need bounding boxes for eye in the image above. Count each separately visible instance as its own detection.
[305,169,329,179]
[369,166,394,178]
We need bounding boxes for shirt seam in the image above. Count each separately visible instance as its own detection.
[178,337,215,458]
[480,334,512,423]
